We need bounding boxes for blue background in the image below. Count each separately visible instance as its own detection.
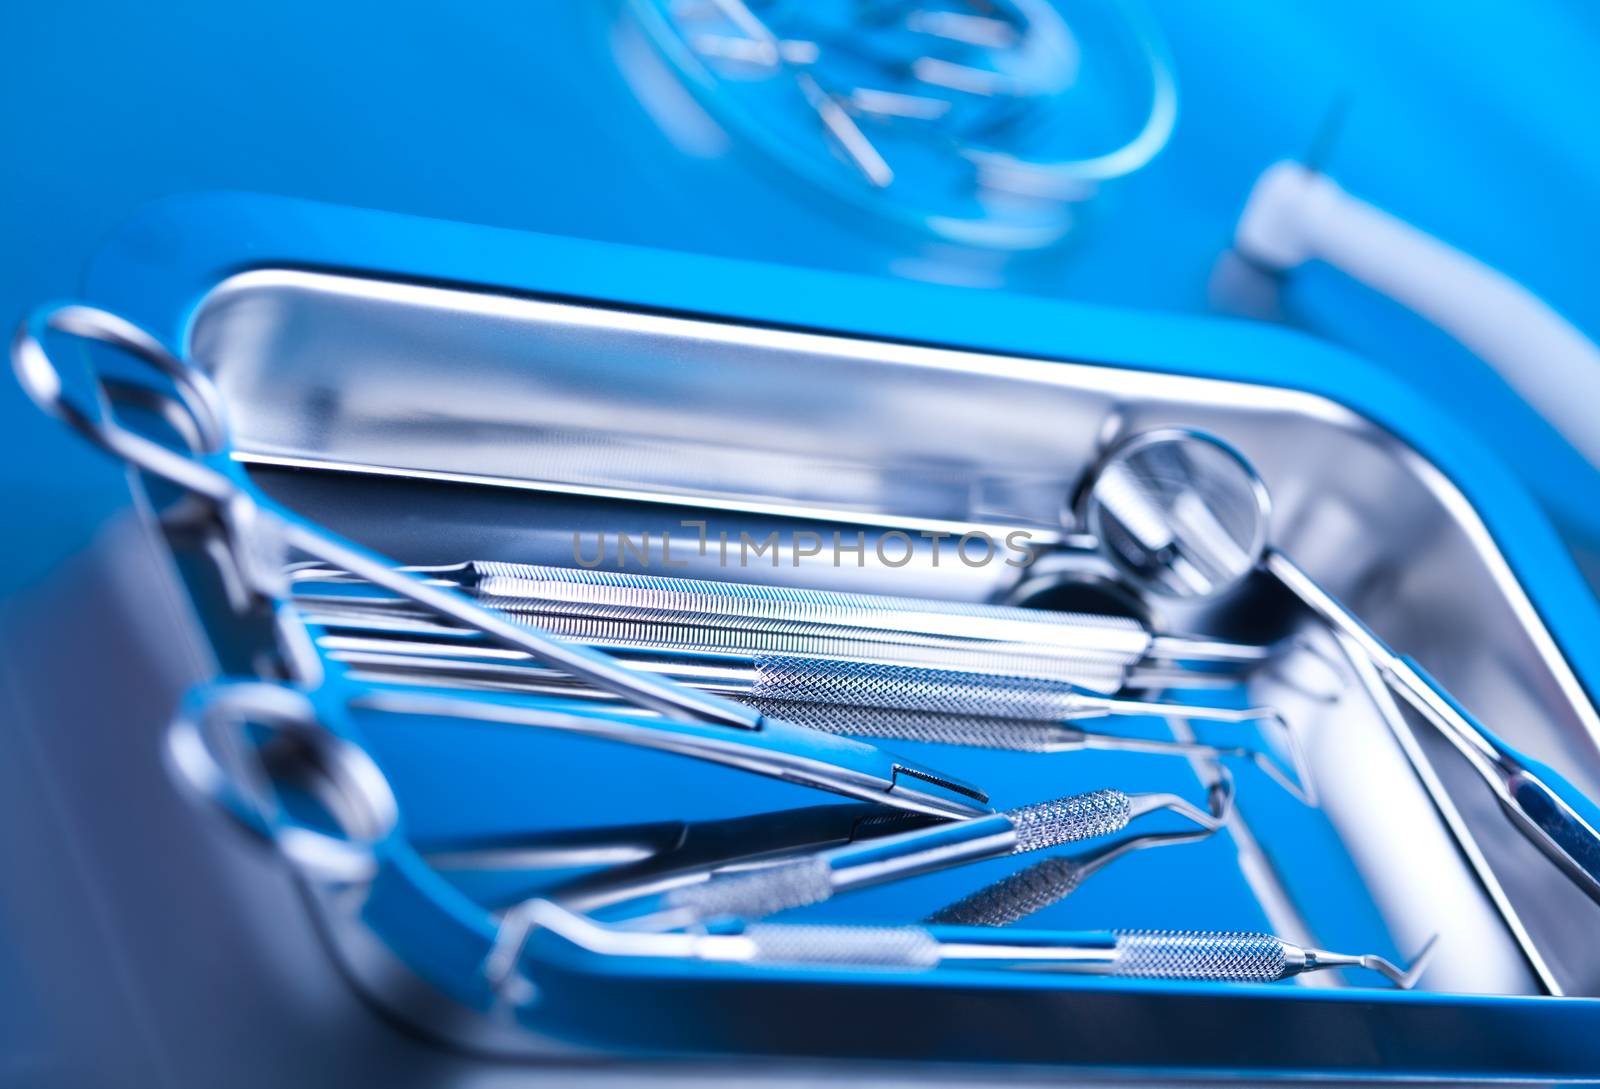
[4,4,1600,1073]
[4,0,1598,584]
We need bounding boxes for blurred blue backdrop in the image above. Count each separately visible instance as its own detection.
[3,0,1599,596]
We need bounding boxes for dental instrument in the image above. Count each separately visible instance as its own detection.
[313,634,1287,727]
[927,821,1230,927]
[1234,161,1600,467]
[10,304,991,820]
[487,898,1436,989]
[314,636,1311,802]
[620,781,1230,928]
[300,600,1161,693]
[349,684,987,819]
[1080,427,1600,905]
[289,561,1271,672]
[420,802,937,912]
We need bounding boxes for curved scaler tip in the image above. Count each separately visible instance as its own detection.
[1385,933,1440,990]
[1129,769,1235,833]
[1309,932,1439,989]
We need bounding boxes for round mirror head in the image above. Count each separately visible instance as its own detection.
[1082,430,1270,599]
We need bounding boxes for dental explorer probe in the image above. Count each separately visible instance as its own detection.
[487,899,1437,989]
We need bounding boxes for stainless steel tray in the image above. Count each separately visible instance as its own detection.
[163,266,1600,1057]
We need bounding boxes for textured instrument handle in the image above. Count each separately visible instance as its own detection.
[1112,930,1288,982]
[1008,790,1132,852]
[1236,162,1600,466]
[732,698,1074,752]
[926,857,1086,926]
[746,655,1093,719]
[665,790,1128,922]
[742,924,941,968]
[665,858,835,920]
[470,563,1147,640]
[481,611,1132,692]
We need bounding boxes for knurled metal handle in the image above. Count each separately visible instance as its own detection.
[1111,930,1288,982]
[742,924,941,968]
[730,697,1072,751]
[926,856,1086,926]
[745,655,1093,719]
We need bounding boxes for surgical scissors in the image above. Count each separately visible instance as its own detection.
[10,304,989,819]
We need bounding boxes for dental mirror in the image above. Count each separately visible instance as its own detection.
[1081,429,1270,599]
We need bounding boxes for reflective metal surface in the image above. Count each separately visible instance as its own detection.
[190,268,1600,785]
[184,267,1600,1007]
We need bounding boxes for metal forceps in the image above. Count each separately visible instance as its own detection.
[10,304,989,819]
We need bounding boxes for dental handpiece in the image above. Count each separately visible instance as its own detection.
[291,562,1269,674]
[633,786,1224,927]
[500,900,1434,989]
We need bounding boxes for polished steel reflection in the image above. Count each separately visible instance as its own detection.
[187,267,1600,994]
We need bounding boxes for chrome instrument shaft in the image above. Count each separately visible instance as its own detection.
[291,561,1270,677]
[927,822,1231,928]
[303,602,1137,694]
[315,636,1311,801]
[1083,428,1600,908]
[491,901,1434,989]
[615,783,1228,929]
